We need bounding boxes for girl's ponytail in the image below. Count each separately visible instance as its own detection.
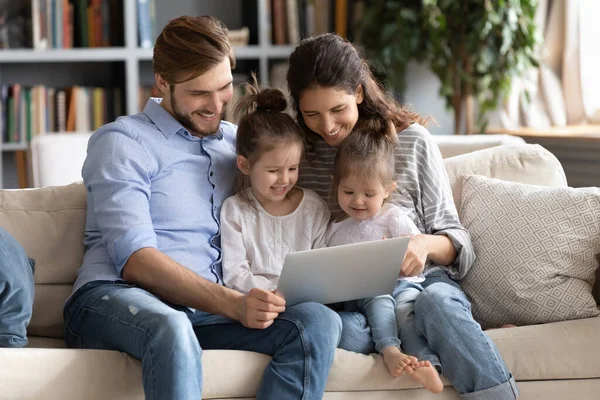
[234,73,287,122]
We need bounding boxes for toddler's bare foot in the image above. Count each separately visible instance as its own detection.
[408,360,444,394]
[381,346,417,377]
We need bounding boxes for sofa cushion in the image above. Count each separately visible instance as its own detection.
[459,175,600,329]
[444,143,568,213]
[0,183,87,338]
[5,316,600,399]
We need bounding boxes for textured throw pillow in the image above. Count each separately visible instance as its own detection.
[459,175,600,329]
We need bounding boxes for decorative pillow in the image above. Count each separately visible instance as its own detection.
[459,175,600,329]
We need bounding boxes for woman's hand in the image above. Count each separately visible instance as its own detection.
[400,234,429,277]
[399,233,458,277]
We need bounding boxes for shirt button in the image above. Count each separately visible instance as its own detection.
[184,131,188,135]
[210,171,214,177]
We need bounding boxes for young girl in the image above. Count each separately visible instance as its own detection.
[220,78,330,294]
[326,119,443,394]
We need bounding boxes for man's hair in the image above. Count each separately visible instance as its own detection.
[153,15,236,85]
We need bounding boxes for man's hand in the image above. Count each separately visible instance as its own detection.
[400,234,429,277]
[236,288,286,329]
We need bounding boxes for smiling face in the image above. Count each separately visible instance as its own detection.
[238,140,303,208]
[298,85,363,147]
[337,172,394,221]
[157,58,234,137]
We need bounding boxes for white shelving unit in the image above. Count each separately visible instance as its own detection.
[0,0,293,188]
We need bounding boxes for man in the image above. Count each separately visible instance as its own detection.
[63,16,341,399]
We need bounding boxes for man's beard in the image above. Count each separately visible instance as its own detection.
[170,97,223,137]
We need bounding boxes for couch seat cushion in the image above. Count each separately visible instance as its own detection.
[6,316,599,399]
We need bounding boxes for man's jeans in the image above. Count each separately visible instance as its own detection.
[0,227,35,348]
[64,281,342,400]
[339,271,519,400]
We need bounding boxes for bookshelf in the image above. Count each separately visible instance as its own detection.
[0,0,295,189]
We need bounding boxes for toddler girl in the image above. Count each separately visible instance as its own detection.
[220,78,330,294]
[326,119,443,394]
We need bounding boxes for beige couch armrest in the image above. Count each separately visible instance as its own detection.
[444,143,567,214]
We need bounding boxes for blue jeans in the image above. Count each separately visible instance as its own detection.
[339,271,519,400]
[343,295,400,353]
[393,280,441,370]
[0,227,35,348]
[63,281,342,400]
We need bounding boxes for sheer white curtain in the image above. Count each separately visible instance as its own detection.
[488,0,600,130]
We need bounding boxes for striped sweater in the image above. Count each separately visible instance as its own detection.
[298,123,475,279]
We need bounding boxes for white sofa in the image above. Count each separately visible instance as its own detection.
[1,143,599,399]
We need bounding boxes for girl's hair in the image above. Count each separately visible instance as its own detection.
[330,118,398,207]
[234,74,304,204]
[153,15,236,85]
[287,33,427,147]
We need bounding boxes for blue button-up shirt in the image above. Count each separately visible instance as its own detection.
[72,99,237,295]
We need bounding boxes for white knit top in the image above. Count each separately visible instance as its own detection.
[220,187,330,294]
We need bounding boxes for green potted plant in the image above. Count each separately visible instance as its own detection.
[359,0,540,134]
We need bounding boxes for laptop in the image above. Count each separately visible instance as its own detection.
[276,236,410,306]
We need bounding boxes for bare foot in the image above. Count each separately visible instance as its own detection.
[381,346,417,377]
[407,360,444,394]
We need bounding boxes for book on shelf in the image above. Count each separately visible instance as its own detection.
[267,0,365,45]
[0,83,124,146]
[0,0,124,49]
[137,0,156,49]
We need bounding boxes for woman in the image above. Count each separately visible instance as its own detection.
[287,33,518,399]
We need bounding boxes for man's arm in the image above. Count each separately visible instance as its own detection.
[122,248,286,329]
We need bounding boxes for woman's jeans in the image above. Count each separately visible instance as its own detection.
[338,271,519,400]
[64,281,342,400]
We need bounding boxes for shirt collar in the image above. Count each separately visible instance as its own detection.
[143,98,182,140]
[143,98,225,141]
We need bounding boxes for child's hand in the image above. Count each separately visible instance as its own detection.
[237,288,286,329]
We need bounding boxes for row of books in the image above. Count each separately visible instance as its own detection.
[0,0,125,49]
[270,0,366,45]
[0,84,124,144]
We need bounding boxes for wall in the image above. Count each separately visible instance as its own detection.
[403,61,454,136]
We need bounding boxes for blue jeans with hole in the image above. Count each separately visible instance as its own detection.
[0,227,35,348]
[63,281,342,400]
[339,271,519,400]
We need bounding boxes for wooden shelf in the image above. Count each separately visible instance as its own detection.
[0,48,130,62]
[135,45,294,61]
[2,143,28,152]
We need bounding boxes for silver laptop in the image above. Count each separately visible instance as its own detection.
[276,236,410,306]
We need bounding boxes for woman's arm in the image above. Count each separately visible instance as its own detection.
[395,125,475,279]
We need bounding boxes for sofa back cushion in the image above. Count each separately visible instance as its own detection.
[0,184,86,338]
